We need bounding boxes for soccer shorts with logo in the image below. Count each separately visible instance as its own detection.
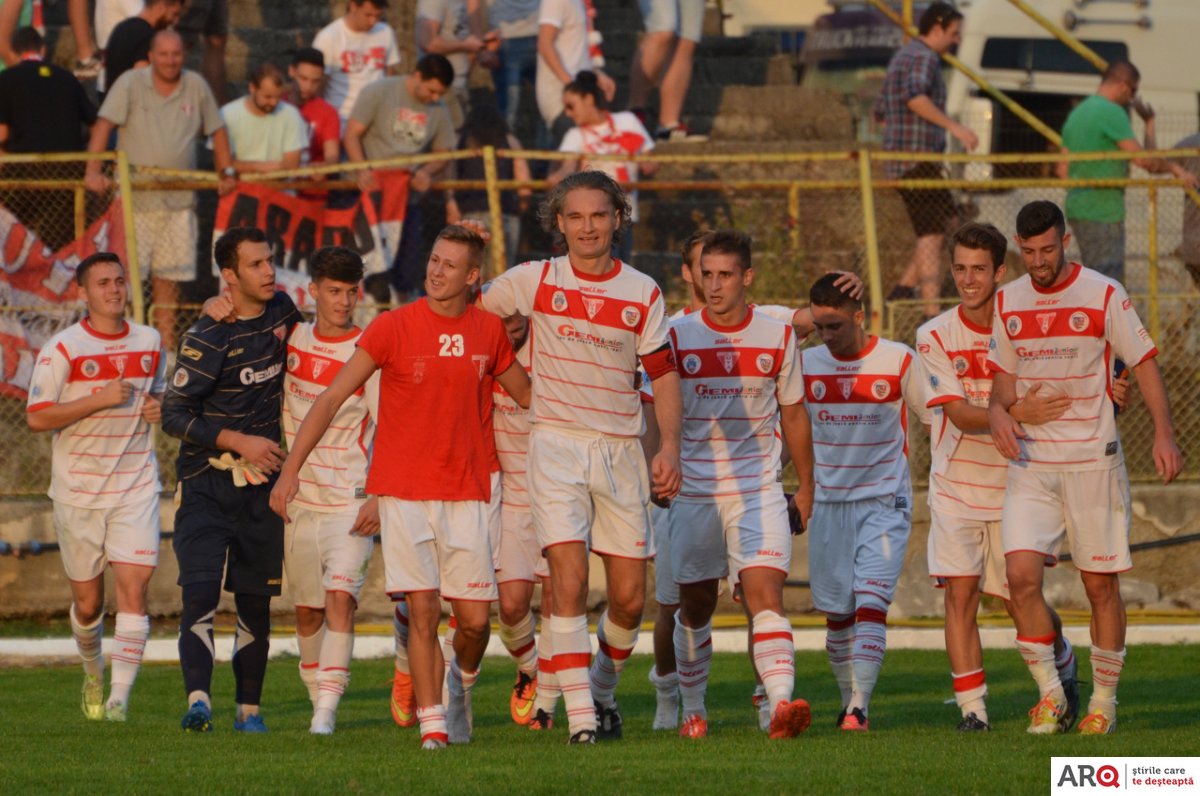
[528,426,653,560]
[53,495,160,581]
[378,496,498,602]
[497,506,549,584]
[808,496,912,616]
[927,511,1010,600]
[651,503,677,605]
[1001,465,1132,574]
[284,506,375,608]
[670,490,792,586]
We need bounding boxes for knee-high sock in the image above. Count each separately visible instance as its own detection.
[590,611,638,709]
[1088,647,1126,717]
[849,600,889,714]
[673,614,712,720]
[548,614,594,734]
[500,611,538,675]
[70,604,104,679]
[179,581,220,703]
[1016,632,1063,699]
[441,615,457,708]
[392,598,410,675]
[315,630,353,713]
[417,704,448,746]
[534,614,561,714]
[232,593,272,707]
[952,669,988,722]
[297,625,324,704]
[109,612,150,705]
[824,613,855,708]
[752,610,796,713]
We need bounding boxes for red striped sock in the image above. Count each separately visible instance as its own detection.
[417,704,448,746]
[70,604,104,679]
[673,615,712,719]
[315,630,353,712]
[109,612,149,705]
[1088,646,1125,716]
[825,613,855,707]
[952,668,987,720]
[752,610,795,712]
[534,614,561,714]
[849,604,889,713]
[589,611,638,709]
[548,614,595,734]
[500,612,538,675]
[1016,632,1062,698]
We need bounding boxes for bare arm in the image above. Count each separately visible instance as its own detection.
[986,370,1024,460]
[496,360,531,409]
[1130,357,1183,483]
[648,369,683,500]
[343,119,376,191]
[211,127,236,196]
[779,402,814,527]
[1117,137,1197,185]
[907,94,978,151]
[84,117,117,192]
[416,17,485,56]
[26,380,133,432]
[0,0,21,67]
[538,24,572,85]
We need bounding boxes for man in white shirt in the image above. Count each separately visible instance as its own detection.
[221,63,307,176]
[312,0,401,130]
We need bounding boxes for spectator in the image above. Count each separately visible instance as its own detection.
[415,0,498,131]
[83,30,234,351]
[65,0,102,78]
[221,63,306,176]
[0,0,41,69]
[1173,133,1200,288]
[1058,61,1197,285]
[628,0,703,141]
[95,0,143,58]
[874,1,977,318]
[313,0,401,132]
[102,0,185,100]
[548,70,655,264]
[445,103,532,276]
[489,0,539,136]
[286,47,341,199]
[344,53,455,301]
[176,0,229,104]
[536,0,613,143]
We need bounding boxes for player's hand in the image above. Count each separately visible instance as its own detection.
[234,434,284,474]
[651,448,682,502]
[595,70,617,102]
[410,168,432,193]
[787,487,813,535]
[1112,368,1131,413]
[349,496,381,536]
[141,393,162,423]
[988,403,1026,461]
[1131,97,1155,121]
[269,468,299,523]
[457,217,493,245]
[201,293,236,323]
[356,168,379,193]
[98,379,134,408]
[828,270,865,301]
[1010,382,1071,426]
[84,171,111,195]
[1152,432,1183,485]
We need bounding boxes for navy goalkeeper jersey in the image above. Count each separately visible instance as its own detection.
[163,292,301,480]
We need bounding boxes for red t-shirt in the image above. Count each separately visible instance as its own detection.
[357,299,515,501]
[297,96,340,167]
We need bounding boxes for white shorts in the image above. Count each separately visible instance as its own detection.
[378,495,498,602]
[639,0,705,42]
[808,496,911,616]
[53,495,160,581]
[927,511,1009,600]
[1001,465,1132,574]
[487,471,502,570]
[670,490,792,587]
[650,503,677,605]
[284,506,375,608]
[133,209,196,282]
[497,506,549,584]
[528,426,653,560]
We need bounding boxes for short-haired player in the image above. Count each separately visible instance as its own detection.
[27,253,167,722]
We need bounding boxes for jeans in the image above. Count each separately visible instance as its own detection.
[496,35,539,132]
[1069,218,1125,284]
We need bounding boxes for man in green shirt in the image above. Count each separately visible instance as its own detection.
[1059,60,1195,284]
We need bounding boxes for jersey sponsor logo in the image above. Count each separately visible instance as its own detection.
[1068,311,1089,333]
[556,324,623,351]
[172,367,189,387]
[80,359,99,379]
[756,353,774,374]
[682,353,702,374]
[816,408,881,424]
[716,351,740,373]
[1006,315,1022,336]
[551,290,568,312]
[1035,312,1056,335]
[694,383,764,399]
[754,549,784,558]
[622,306,641,327]
[837,377,856,399]
[472,354,490,380]
[287,351,301,372]
[239,362,283,385]
[1015,344,1078,361]
[810,380,826,400]
[872,379,891,400]
[180,345,203,361]
[583,297,604,319]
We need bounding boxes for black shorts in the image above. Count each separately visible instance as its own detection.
[176,0,229,42]
[173,468,283,596]
[897,163,957,237]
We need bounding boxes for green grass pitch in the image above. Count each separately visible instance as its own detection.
[3,646,1197,794]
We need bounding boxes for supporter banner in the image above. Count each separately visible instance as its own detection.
[0,199,128,399]
[213,174,409,308]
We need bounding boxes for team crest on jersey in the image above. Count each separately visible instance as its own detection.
[140,354,153,373]
[952,356,968,375]
[837,377,856,399]
[413,358,426,384]
[717,351,740,373]
[583,297,605,319]
[472,355,489,380]
[872,379,890,399]
[172,367,189,387]
[109,355,127,376]
[552,290,568,312]
[756,353,774,374]
[810,380,826,400]
[273,325,286,341]
[1006,315,1022,336]
[1069,311,1089,333]
[682,354,702,374]
[1036,312,1056,335]
[80,358,99,379]
[287,351,301,372]
[622,306,641,327]
[311,358,328,379]
[975,353,990,376]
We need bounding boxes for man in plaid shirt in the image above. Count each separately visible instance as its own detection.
[874,1,978,316]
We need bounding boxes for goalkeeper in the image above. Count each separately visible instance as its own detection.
[162,227,302,735]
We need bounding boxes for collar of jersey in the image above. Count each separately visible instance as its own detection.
[571,259,622,282]
[956,305,992,335]
[82,316,129,340]
[827,334,878,362]
[1030,262,1081,294]
[701,305,754,333]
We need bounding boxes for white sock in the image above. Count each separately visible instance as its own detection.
[70,604,104,679]
[108,612,149,706]
[952,669,988,722]
[548,614,594,734]
[417,704,448,746]
[499,611,538,675]
[751,610,795,713]
[849,603,888,714]
[534,614,561,715]
[1016,634,1064,699]
[1088,647,1126,717]
[297,626,324,704]
[673,614,712,720]
[315,630,353,713]
[589,611,638,709]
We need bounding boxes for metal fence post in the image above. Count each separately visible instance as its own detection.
[115,151,143,325]
[482,145,507,274]
[857,150,884,336]
[1147,185,1161,344]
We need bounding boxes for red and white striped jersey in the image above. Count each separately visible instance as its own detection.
[801,336,924,503]
[671,307,803,501]
[988,263,1155,471]
[27,318,166,508]
[492,343,532,511]
[917,306,1006,520]
[282,322,380,512]
[671,303,795,325]
[481,256,670,438]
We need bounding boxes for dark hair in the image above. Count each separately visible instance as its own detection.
[434,225,486,270]
[292,46,324,70]
[538,170,633,249]
[76,252,123,286]
[415,54,454,88]
[309,246,364,284]
[810,272,862,311]
[702,229,752,271]
[250,62,285,87]
[680,229,713,267]
[918,2,963,35]
[951,222,1007,269]
[350,0,387,7]
[214,227,268,273]
[1015,200,1066,240]
[11,26,41,54]
[1102,59,1140,86]
[459,102,511,149]
[563,70,609,112]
